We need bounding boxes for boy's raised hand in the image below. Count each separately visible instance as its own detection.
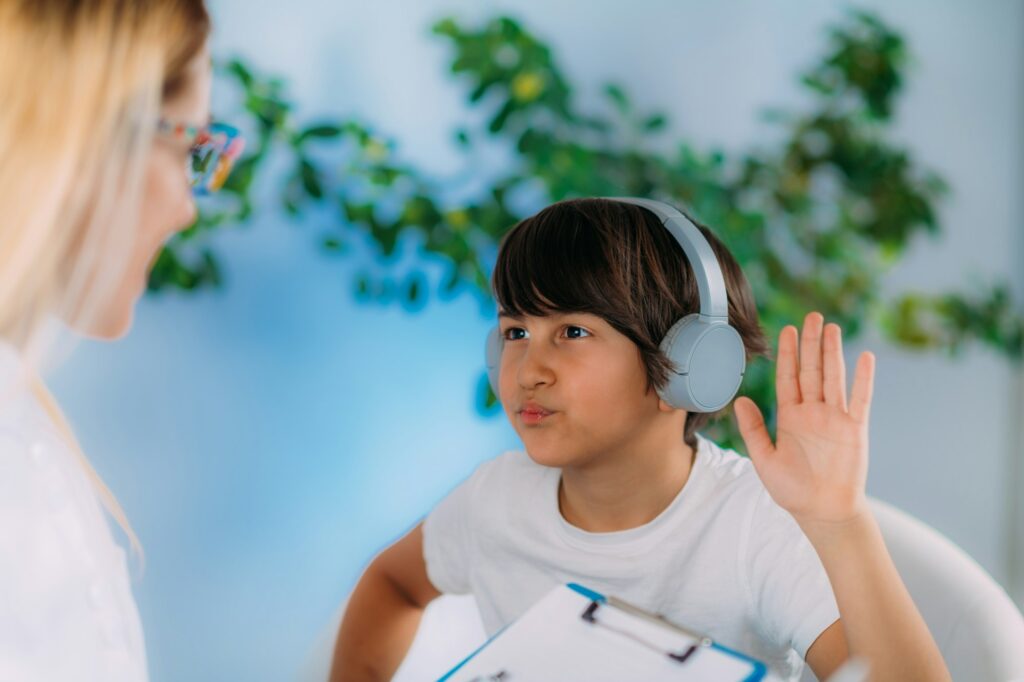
[735,314,951,681]
[733,312,876,528]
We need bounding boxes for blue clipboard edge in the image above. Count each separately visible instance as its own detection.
[709,642,768,682]
[437,583,768,682]
[567,582,608,603]
[437,623,510,682]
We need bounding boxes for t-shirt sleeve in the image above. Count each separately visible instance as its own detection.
[742,488,840,659]
[421,463,488,595]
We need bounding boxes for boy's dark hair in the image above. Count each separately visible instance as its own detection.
[492,198,770,450]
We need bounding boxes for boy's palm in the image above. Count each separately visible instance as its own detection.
[733,313,876,526]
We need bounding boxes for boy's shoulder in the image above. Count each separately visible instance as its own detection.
[449,450,557,517]
[423,452,543,548]
[694,436,813,545]
[695,436,759,485]
[689,435,775,513]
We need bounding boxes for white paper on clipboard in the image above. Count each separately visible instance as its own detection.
[440,584,766,682]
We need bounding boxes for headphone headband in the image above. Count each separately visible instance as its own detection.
[608,197,729,321]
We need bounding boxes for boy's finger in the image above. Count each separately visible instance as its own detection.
[798,312,825,403]
[849,351,875,424]
[733,397,774,462]
[776,326,801,407]
[822,323,848,411]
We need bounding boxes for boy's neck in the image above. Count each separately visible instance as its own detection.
[558,432,695,533]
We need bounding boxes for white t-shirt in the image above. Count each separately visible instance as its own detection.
[0,343,148,681]
[423,435,839,681]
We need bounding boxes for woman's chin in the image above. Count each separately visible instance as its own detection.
[67,304,134,341]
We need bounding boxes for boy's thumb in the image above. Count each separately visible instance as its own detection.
[733,397,773,462]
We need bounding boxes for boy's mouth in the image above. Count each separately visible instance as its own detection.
[518,401,555,425]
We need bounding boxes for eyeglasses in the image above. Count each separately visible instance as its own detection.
[156,118,245,196]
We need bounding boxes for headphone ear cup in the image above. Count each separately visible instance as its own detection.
[485,326,503,399]
[657,314,746,413]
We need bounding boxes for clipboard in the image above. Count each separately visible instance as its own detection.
[439,583,768,681]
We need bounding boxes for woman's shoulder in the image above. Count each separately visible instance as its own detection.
[0,371,148,678]
[0,340,45,448]
[0,367,56,514]
[0,341,123,604]
[0,381,105,563]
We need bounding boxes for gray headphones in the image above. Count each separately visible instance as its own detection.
[485,197,746,413]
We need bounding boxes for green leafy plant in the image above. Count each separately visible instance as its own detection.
[152,10,1023,449]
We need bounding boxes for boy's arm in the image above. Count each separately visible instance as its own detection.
[734,313,949,682]
[802,513,940,680]
[329,523,441,682]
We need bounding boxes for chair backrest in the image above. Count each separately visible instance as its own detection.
[869,498,1024,682]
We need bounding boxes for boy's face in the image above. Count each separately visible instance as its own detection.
[498,311,671,468]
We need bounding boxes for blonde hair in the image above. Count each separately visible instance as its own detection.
[0,0,210,560]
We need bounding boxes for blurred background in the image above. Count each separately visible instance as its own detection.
[44,1,1022,680]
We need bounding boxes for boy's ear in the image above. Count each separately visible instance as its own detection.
[657,396,683,414]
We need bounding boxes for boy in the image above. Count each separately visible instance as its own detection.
[330,198,948,681]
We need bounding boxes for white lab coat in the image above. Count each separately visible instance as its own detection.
[0,342,147,681]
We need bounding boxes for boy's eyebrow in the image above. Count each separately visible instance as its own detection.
[497,311,523,320]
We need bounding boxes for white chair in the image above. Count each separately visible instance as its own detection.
[801,498,1024,681]
[873,498,1024,680]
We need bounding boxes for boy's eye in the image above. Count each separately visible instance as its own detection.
[564,325,591,339]
[502,327,528,341]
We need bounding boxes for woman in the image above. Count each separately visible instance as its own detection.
[0,1,241,678]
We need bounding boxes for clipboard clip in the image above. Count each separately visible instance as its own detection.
[580,599,711,665]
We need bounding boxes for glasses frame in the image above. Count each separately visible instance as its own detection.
[156,117,245,196]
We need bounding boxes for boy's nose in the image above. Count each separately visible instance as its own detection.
[516,344,556,389]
